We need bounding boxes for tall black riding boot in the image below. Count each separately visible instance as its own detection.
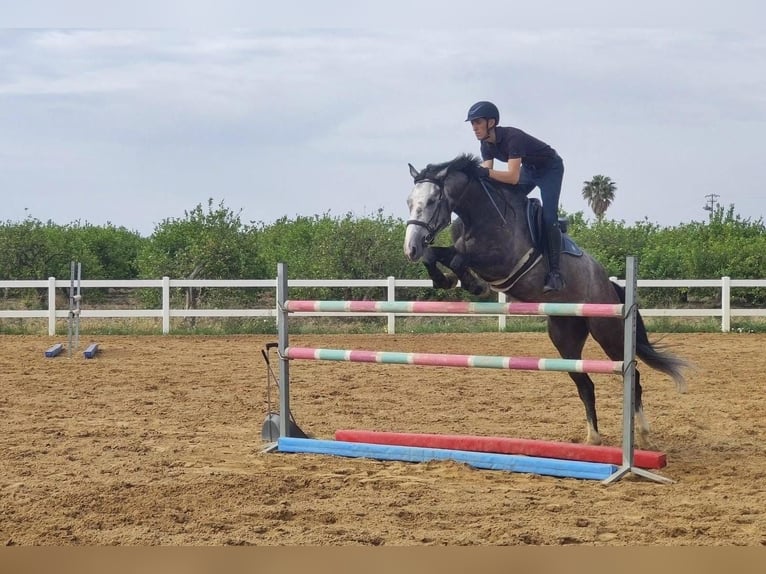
[543,222,566,292]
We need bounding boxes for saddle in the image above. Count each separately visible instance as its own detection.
[484,196,584,294]
[525,197,584,257]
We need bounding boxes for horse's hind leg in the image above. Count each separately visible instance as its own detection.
[633,370,653,449]
[548,316,602,445]
[588,318,652,449]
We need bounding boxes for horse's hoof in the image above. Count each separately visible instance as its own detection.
[468,283,491,298]
[637,431,655,451]
[435,272,458,290]
[585,425,602,445]
[432,274,458,290]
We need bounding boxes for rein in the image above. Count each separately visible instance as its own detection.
[478,178,509,226]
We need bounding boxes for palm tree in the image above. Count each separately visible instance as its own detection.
[582,175,617,221]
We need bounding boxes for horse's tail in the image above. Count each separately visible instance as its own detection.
[611,281,689,393]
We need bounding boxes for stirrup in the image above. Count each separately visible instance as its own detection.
[543,271,565,293]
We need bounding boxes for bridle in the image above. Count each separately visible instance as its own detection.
[407,168,510,244]
[406,178,449,245]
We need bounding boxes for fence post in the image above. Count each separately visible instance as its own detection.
[48,277,56,336]
[721,276,731,333]
[277,263,291,437]
[387,276,396,334]
[497,291,507,332]
[162,276,170,334]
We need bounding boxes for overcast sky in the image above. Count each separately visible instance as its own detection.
[2,2,764,236]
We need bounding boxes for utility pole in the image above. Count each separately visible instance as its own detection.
[703,193,720,213]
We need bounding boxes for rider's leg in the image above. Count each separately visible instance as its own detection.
[543,218,565,292]
[539,156,566,292]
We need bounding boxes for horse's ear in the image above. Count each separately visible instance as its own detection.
[435,166,449,180]
[408,163,420,179]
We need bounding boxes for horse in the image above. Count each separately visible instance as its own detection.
[404,153,688,447]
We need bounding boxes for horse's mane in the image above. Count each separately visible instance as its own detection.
[420,153,524,195]
[419,154,482,180]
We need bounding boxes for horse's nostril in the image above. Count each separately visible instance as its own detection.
[406,245,419,262]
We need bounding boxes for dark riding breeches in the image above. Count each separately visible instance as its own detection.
[520,154,565,227]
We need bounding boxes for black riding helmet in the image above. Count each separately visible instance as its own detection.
[465,101,499,123]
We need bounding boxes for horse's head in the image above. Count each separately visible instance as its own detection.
[404,155,477,262]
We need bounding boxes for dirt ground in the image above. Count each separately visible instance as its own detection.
[1,332,765,546]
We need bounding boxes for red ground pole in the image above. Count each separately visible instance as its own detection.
[335,429,666,469]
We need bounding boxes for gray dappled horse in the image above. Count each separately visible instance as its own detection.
[404,154,688,447]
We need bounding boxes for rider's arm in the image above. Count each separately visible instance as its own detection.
[487,157,521,185]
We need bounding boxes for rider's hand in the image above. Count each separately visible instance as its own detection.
[476,166,490,179]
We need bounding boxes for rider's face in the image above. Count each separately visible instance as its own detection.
[470,118,492,140]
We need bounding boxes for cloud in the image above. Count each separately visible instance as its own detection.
[7,0,766,28]
[1,27,765,235]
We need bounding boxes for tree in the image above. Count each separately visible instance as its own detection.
[582,175,617,221]
[137,199,267,317]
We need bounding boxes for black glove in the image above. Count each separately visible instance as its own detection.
[476,166,490,179]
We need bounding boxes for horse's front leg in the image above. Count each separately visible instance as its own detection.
[447,252,492,298]
[422,246,458,290]
[423,246,492,298]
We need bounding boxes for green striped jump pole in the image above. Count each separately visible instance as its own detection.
[284,347,623,375]
[285,300,624,317]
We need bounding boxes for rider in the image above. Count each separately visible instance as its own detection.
[466,100,566,292]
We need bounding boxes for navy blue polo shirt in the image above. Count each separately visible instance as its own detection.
[480,126,557,169]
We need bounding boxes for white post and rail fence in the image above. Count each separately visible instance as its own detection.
[0,276,764,335]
